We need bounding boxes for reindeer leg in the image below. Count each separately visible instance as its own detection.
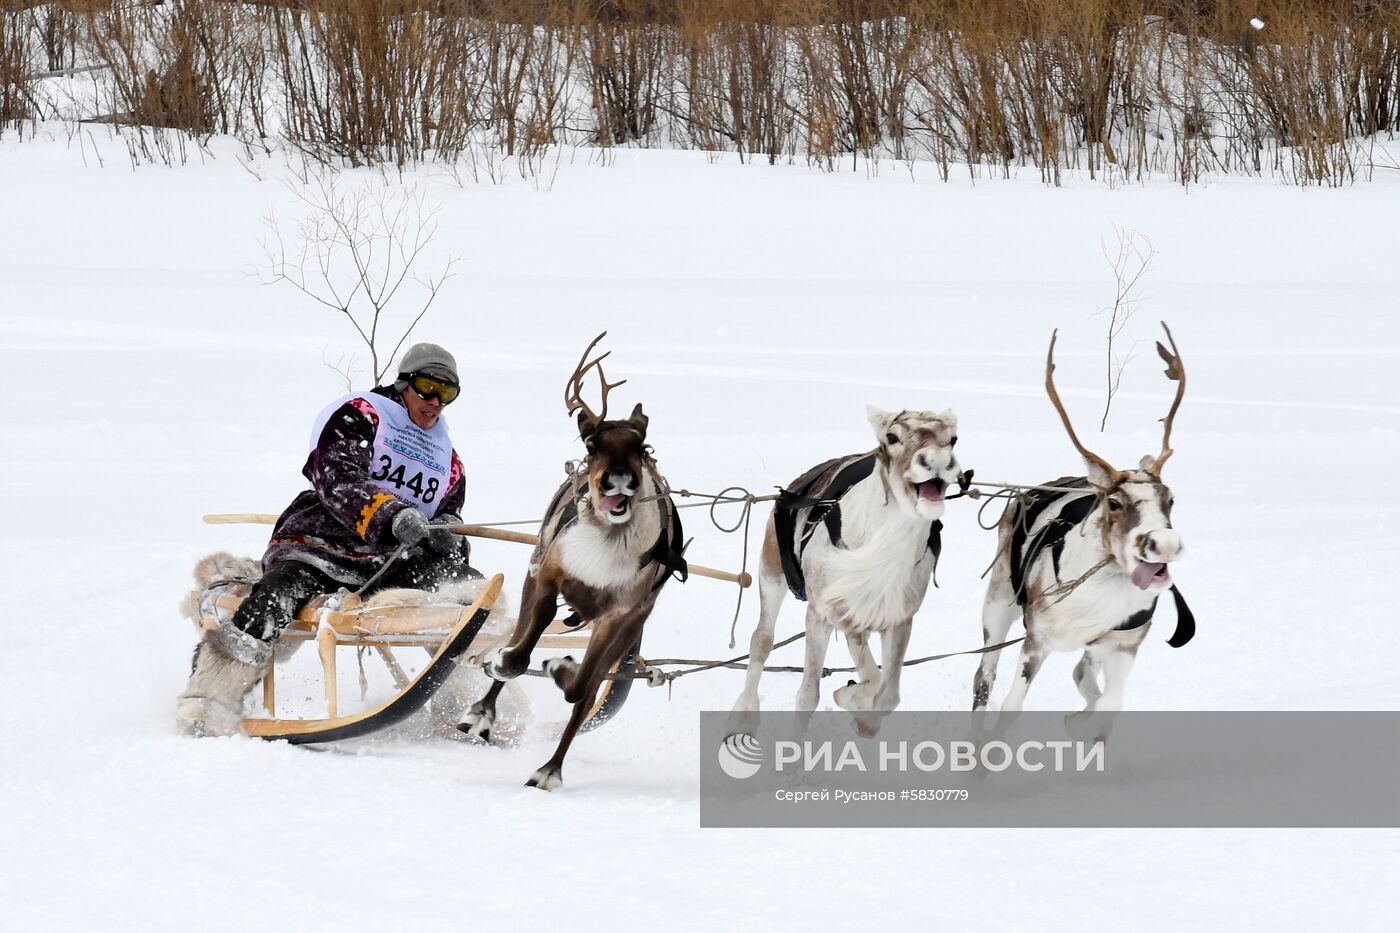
[458,679,506,744]
[873,619,912,712]
[793,606,832,736]
[462,577,557,743]
[729,564,787,737]
[485,576,558,682]
[528,613,643,791]
[1067,628,1147,743]
[852,617,913,738]
[832,629,879,713]
[973,574,1020,712]
[1072,652,1102,711]
[995,632,1046,734]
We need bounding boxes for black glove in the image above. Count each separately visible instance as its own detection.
[391,508,431,547]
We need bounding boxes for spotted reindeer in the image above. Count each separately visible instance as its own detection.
[973,323,1194,738]
[732,406,965,736]
[460,333,685,790]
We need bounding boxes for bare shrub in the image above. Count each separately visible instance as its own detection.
[82,1,227,136]
[1,10,32,131]
[18,0,1400,185]
[261,174,462,382]
[672,0,793,162]
[582,0,670,146]
[907,2,1017,179]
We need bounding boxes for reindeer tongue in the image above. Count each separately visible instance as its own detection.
[916,481,943,503]
[1132,562,1168,590]
[598,494,626,514]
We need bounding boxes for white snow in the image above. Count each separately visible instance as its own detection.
[1,128,1397,931]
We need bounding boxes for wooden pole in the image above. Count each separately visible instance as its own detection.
[203,515,752,588]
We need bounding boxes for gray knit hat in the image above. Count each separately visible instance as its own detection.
[396,342,458,385]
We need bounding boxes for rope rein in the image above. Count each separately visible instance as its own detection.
[445,476,1090,691]
[506,631,1027,689]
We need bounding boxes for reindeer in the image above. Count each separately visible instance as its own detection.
[460,333,685,790]
[972,323,1194,739]
[731,406,964,737]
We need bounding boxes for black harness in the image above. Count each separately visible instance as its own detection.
[1007,478,1195,647]
[774,451,942,602]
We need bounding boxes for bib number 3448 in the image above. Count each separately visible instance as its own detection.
[371,455,440,503]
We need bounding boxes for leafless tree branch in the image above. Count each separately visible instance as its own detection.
[1097,226,1154,431]
[260,174,464,385]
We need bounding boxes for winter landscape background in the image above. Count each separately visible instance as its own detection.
[2,122,1398,929]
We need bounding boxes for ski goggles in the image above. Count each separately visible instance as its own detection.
[404,372,460,405]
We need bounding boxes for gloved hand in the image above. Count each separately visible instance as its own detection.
[427,517,463,556]
[391,508,431,547]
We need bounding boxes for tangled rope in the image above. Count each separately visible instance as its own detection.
[653,485,779,649]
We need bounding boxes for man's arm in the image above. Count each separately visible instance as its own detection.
[308,399,410,545]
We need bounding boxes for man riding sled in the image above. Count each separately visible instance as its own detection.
[176,343,476,736]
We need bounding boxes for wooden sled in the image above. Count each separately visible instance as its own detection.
[194,572,641,742]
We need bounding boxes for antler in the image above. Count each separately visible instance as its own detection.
[564,331,627,427]
[1146,321,1186,475]
[1045,329,1120,481]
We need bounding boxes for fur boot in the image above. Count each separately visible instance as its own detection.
[175,629,270,737]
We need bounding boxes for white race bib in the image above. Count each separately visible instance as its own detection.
[310,392,454,517]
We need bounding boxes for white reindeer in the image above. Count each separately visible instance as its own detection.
[733,406,963,735]
[973,324,1192,740]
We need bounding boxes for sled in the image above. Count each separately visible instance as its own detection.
[194,572,642,743]
[193,512,752,744]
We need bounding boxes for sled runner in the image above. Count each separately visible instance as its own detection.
[192,572,641,742]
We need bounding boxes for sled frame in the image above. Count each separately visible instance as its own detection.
[195,576,636,735]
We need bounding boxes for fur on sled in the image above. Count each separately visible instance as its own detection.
[179,551,514,634]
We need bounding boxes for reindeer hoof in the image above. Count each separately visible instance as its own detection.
[484,648,525,683]
[543,656,578,689]
[833,681,872,712]
[455,724,491,744]
[853,713,885,738]
[728,709,760,739]
[457,704,496,744]
[1064,710,1113,744]
[526,766,563,791]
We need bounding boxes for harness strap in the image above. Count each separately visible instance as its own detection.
[1113,601,1156,632]
[806,455,878,549]
[1107,584,1194,647]
[641,497,689,587]
[775,451,942,601]
[773,454,850,601]
[1011,482,1096,606]
[1166,584,1195,647]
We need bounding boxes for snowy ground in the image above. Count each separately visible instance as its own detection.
[2,129,1397,931]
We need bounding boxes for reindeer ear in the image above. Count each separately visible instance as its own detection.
[866,404,894,436]
[628,402,648,436]
[1086,457,1117,489]
[1139,454,1157,472]
[577,410,597,438]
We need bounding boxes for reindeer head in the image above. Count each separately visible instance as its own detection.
[1046,323,1187,592]
[566,332,652,527]
[867,406,962,521]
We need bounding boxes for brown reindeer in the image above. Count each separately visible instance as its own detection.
[460,333,686,790]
